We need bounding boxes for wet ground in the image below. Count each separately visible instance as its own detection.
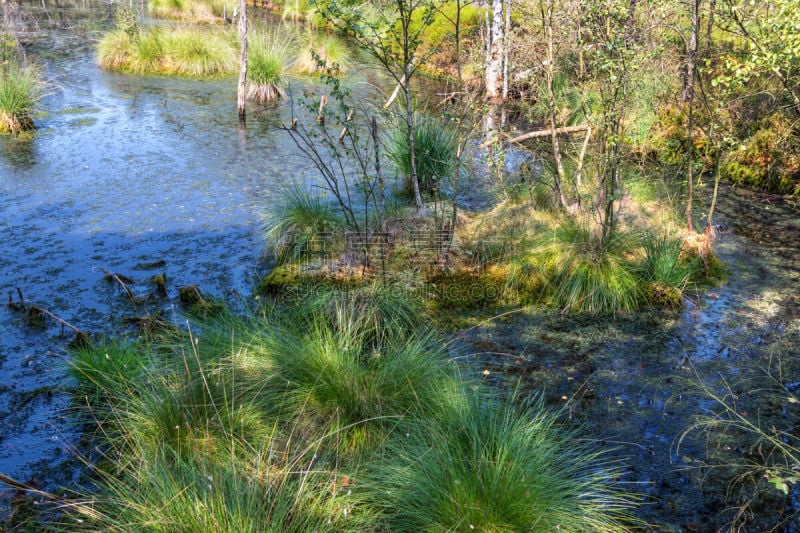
[458,184,800,531]
[2,1,800,531]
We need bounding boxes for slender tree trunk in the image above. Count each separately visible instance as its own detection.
[542,1,567,210]
[399,7,423,211]
[455,0,462,83]
[502,0,510,100]
[685,0,700,231]
[485,0,504,100]
[236,0,247,122]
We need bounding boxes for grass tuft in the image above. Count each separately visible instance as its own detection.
[369,390,637,532]
[247,32,294,102]
[525,222,640,314]
[261,186,344,266]
[388,113,457,196]
[0,64,46,134]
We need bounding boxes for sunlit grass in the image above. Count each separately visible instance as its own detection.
[63,293,640,530]
[246,32,295,102]
[523,222,640,314]
[260,186,344,266]
[0,64,46,134]
[292,33,352,75]
[368,390,638,532]
[97,26,237,77]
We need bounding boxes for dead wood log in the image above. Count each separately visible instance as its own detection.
[479,124,590,148]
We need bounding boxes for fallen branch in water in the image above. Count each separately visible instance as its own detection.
[8,288,91,347]
[0,472,59,500]
[96,267,138,303]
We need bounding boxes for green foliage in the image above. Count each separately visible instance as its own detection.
[261,186,344,266]
[525,222,640,314]
[247,32,294,101]
[720,113,800,193]
[97,26,237,77]
[114,6,139,40]
[411,1,481,50]
[0,64,45,135]
[368,391,636,532]
[388,113,457,195]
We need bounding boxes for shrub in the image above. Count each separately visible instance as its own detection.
[721,113,800,193]
[388,113,457,196]
[0,64,45,135]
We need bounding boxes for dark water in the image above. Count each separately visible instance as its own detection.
[0,2,335,508]
[461,184,800,531]
[2,2,800,531]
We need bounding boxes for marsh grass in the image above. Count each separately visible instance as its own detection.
[637,231,700,307]
[64,293,639,530]
[0,64,45,134]
[388,113,457,196]
[97,26,237,77]
[524,222,640,314]
[247,32,294,102]
[261,186,344,265]
[162,27,238,76]
[368,390,637,532]
[148,0,234,23]
[292,33,352,75]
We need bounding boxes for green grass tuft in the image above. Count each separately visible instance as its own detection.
[525,222,640,314]
[368,390,637,532]
[247,32,294,102]
[261,186,344,266]
[0,64,46,134]
[388,113,457,196]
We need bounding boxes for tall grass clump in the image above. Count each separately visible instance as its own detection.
[292,33,352,75]
[368,391,637,532]
[637,231,699,308]
[525,222,640,313]
[254,294,460,446]
[64,440,373,531]
[162,27,238,76]
[388,113,457,196]
[0,64,45,134]
[261,186,344,265]
[246,32,294,102]
[97,26,237,76]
